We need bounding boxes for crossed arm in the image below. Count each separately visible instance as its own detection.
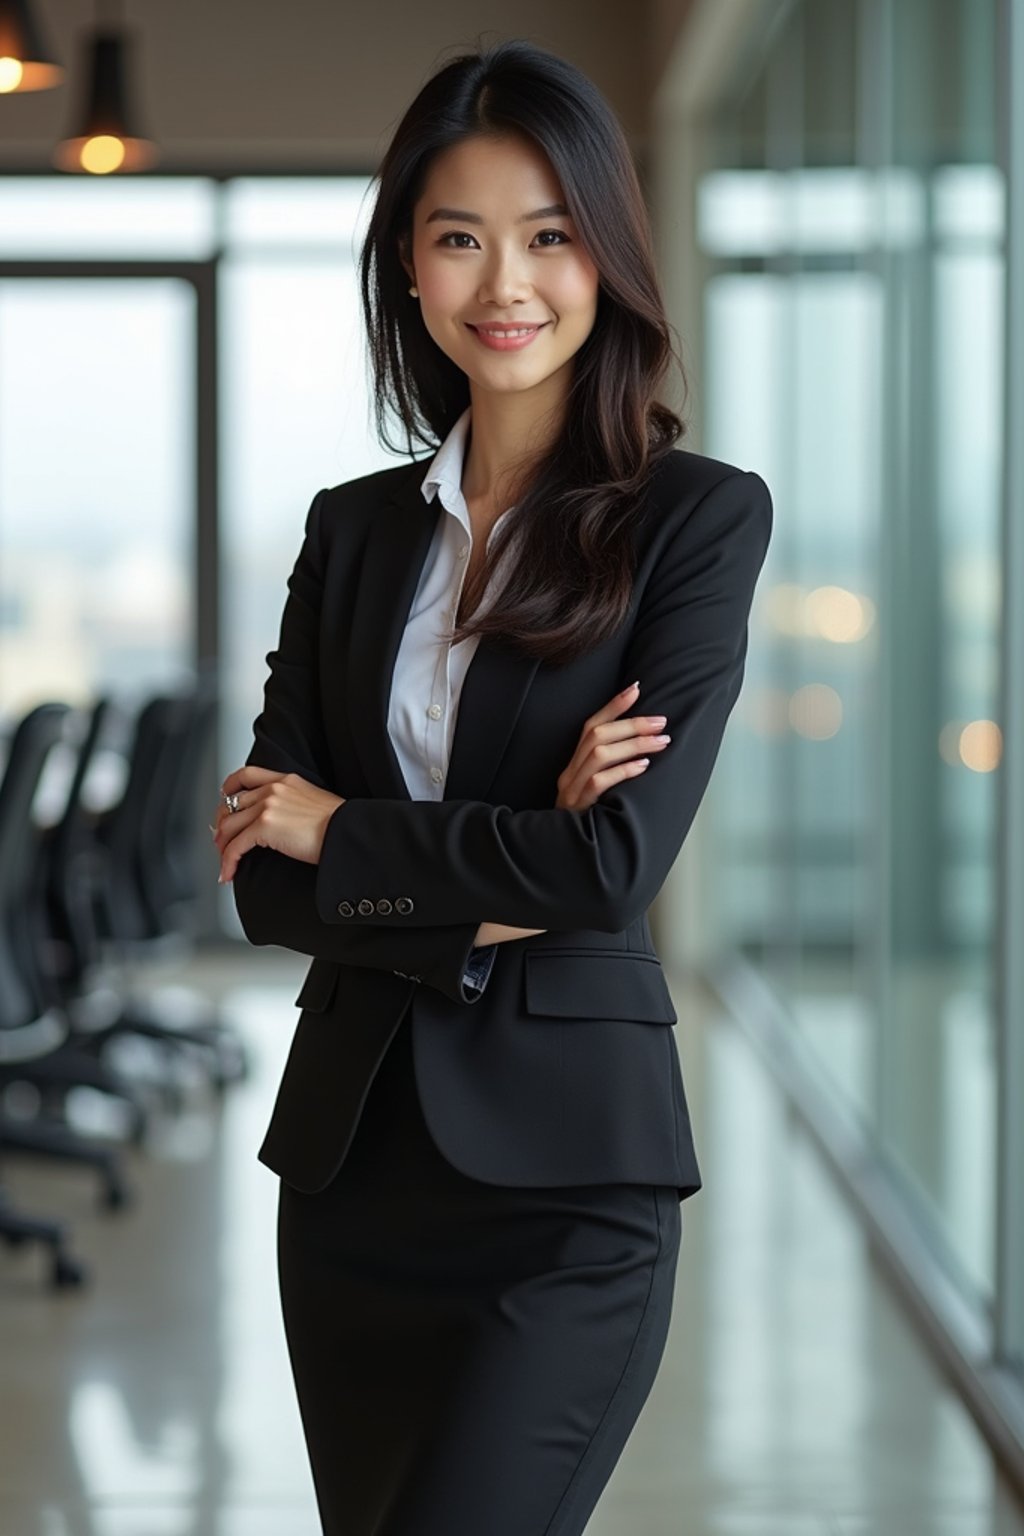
[229,468,773,1003]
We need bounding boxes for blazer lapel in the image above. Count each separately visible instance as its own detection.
[345,462,540,805]
[444,637,539,802]
[346,466,433,801]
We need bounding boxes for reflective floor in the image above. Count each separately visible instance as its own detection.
[1,950,1022,1536]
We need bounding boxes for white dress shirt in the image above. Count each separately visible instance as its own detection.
[385,404,517,991]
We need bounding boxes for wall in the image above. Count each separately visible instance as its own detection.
[0,0,658,169]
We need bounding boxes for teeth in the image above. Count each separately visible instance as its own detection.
[478,327,537,337]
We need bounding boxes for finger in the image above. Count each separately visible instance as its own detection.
[211,789,257,846]
[212,800,237,836]
[559,711,666,791]
[581,680,641,735]
[592,714,668,745]
[560,730,669,804]
[217,803,264,880]
[582,758,651,807]
[571,706,666,760]
[220,765,287,798]
[561,757,650,811]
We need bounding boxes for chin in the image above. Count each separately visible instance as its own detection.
[471,368,555,395]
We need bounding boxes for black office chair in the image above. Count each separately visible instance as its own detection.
[40,694,119,999]
[0,702,114,1287]
[80,675,248,1092]
[0,1184,85,1289]
[0,702,130,1208]
[14,699,151,1142]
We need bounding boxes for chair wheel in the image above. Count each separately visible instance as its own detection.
[101,1180,131,1212]
[52,1252,88,1288]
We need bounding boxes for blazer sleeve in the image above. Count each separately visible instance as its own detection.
[229,487,497,1005]
[313,468,773,933]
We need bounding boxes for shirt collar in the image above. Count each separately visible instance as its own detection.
[420,406,473,507]
[418,405,519,554]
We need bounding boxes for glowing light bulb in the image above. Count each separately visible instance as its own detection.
[80,135,127,174]
[0,57,25,92]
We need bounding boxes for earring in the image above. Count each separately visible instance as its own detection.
[409,285,419,297]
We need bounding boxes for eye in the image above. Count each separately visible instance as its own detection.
[435,228,571,249]
[436,231,479,248]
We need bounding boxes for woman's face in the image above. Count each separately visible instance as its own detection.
[402,133,600,400]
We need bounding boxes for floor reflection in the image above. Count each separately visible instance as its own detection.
[0,951,1021,1536]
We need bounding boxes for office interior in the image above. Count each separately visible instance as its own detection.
[1,0,1023,1532]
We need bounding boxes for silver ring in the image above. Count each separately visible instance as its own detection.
[224,792,241,814]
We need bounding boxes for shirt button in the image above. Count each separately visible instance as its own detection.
[457,545,468,560]
[428,703,443,720]
[430,767,443,784]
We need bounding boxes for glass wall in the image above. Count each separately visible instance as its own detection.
[700,0,1012,1369]
[0,174,387,934]
[0,277,196,711]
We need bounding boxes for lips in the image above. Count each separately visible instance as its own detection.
[467,322,549,352]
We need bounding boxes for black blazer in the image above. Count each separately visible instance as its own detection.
[232,448,773,1202]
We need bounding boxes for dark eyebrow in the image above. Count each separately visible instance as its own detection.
[424,202,569,226]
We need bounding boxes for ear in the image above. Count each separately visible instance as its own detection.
[397,232,416,287]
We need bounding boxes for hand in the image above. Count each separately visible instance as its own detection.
[474,922,547,946]
[474,682,668,943]
[555,681,670,811]
[211,767,345,884]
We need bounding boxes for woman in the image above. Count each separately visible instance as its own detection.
[213,37,772,1536]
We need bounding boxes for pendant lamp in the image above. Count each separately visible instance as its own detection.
[0,0,65,93]
[52,0,158,174]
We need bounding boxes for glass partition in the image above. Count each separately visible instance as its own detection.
[701,0,1004,1315]
[0,277,195,714]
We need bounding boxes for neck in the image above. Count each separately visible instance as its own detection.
[461,373,569,509]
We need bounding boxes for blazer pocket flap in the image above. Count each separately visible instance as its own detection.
[524,951,678,1025]
[294,957,342,1013]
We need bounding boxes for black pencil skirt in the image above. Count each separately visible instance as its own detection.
[276,1010,683,1536]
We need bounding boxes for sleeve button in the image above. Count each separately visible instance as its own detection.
[376,898,393,914]
[357,898,375,916]
[337,900,355,917]
[395,896,414,915]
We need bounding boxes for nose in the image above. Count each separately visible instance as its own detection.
[477,244,533,307]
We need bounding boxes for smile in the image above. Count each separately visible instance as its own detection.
[467,323,549,352]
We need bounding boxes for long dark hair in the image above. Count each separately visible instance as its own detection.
[360,37,690,666]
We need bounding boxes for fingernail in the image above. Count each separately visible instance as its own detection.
[653,734,671,744]
[623,680,640,694]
